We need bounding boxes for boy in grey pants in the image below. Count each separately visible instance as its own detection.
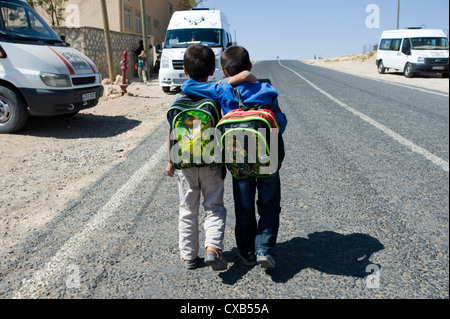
[164,44,227,271]
[165,45,254,270]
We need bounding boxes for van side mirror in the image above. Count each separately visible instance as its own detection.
[402,48,411,55]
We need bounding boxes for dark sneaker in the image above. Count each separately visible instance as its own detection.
[182,256,200,270]
[257,254,276,269]
[204,246,228,271]
[238,252,257,266]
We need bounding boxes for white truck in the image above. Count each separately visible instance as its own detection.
[0,0,103,133]
[159,9,233,92]
[376,28,449,78]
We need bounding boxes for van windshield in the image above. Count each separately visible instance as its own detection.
[0,1,63,44]
[164,28,222,48]
[410,37,449,50]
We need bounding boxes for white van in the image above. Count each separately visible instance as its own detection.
[0,0,103,133]
[159,9,233,92]
[376,28,449,78]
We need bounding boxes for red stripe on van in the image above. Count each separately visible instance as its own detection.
[48,46,75,74]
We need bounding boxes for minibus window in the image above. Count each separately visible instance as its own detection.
[379,38,402,51]
[165,28,223,48]
[410,37,449,50]
[0,2,62,43]
[401,38,411,55]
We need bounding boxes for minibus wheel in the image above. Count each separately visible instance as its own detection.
[0,86,29,133]
[377,61,386,74]
[404,63,414,78]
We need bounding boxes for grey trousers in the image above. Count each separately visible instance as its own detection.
[177,166,227,260]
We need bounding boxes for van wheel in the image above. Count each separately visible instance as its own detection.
[162,86,170,93]
[0,86,29,133]
[378,61,386,74]
[404,63,414,78]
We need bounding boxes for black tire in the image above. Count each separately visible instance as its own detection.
[404,63,414,78]
[162,86,170,93]
[0,86,29,133]
[377,60,386,74]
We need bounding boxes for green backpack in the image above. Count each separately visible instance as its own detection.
[166,93,222,170]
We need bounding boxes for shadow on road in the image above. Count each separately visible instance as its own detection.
[17,113,141,139]
[220,231,384,285]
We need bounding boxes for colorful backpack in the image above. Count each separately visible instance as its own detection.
[216,89,285,178]
[167,93,222,170]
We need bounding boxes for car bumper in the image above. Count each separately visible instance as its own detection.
[159,68,224,87]
[20,85,104,116]
[410,62,449,73]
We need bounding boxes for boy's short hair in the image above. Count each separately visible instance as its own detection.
[221,46,251,76]
[183,44,215,81]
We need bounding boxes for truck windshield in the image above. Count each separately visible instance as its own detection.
[0,1,63,44]
[164,28,222,48]
[410,37,449,50]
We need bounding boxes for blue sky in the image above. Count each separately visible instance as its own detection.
[196,0,449,61]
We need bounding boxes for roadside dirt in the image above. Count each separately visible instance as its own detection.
[1,52,448,252]
[0,79,174,252]
[302,52,449,93]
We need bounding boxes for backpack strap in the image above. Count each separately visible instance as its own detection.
[233,87,256,111]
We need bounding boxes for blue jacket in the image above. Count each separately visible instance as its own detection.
[181,79,287,133]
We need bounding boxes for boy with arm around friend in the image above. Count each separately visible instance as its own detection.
[181,45,287,269]
[165,45,255,270]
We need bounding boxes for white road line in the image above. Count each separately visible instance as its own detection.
[298,60,449,98]
[14,144,166,299]
[363,77,449,98]
[279,60,449,173]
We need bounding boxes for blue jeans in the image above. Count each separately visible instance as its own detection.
[232,172,281,257]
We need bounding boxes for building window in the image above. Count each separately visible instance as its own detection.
[136,10,142,33]
[124,6,131,29]
[154,19,159,29]
[168,3,173,14]
[146,16,151,35]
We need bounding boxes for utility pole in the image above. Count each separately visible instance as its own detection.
[100,0,115,81]
[396,0,400,29]
[140,0,149,80]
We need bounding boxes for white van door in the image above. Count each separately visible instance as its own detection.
[395,38,411,70]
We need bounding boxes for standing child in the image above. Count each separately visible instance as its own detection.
[165,45,257,271]
[137,50,147,83]
[164,44,228,271]
[181,46,287,269]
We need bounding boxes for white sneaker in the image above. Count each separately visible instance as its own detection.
[256,254,276,269]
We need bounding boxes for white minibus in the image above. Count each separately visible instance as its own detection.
[0,0,103,133]
[376,28,449,78]
[159,9,233,92]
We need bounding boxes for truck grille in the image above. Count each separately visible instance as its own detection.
[72,76,96,85]
[424,58,449,66]
[172,60,184,70]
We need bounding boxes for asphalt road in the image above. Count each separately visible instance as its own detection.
[1,60,448,303]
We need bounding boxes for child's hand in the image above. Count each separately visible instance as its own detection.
[165,162,175,177]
